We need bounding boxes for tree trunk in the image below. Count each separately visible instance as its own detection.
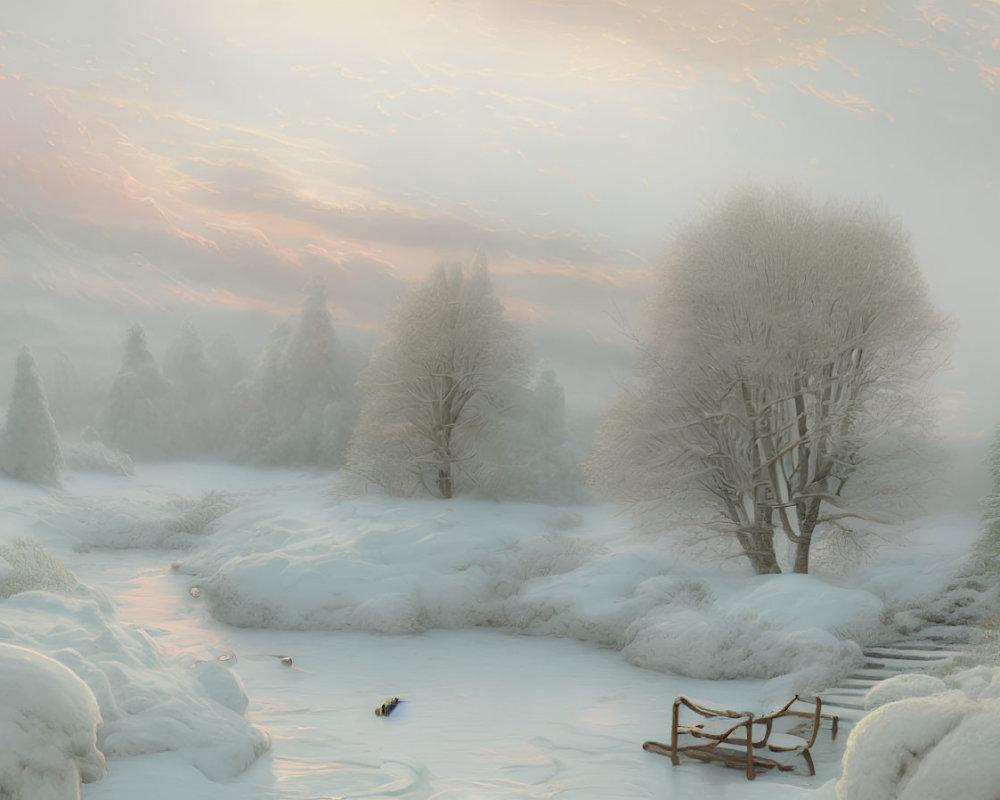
[792,497,822,573]
[436,465,453,499]
[792,539,809,574]
[736,527,781,574]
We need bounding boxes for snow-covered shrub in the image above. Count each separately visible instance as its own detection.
[72,492,236,549]
[162,492,237,538]
[841,665,1000,800]
[886,575,1000,639]
[0,538,79,598]
[0,643,106,800]
[62,439,135,476]
[837,691,974,800]
[0,346,63,485]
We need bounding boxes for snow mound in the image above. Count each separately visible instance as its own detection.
[0,544,268,781]
[840,666,1000,800]
[180,488,880,689]
[864,673,948,710]
[0,643,106,800]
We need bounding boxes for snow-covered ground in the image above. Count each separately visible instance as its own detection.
[0,462,992,799]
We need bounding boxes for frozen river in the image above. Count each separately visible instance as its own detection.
[67,549,840,800]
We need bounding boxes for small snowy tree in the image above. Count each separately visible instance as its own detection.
[98,324,178,459]
[590,187,945,573]
[347,259,532,498]
[0,346,63,485]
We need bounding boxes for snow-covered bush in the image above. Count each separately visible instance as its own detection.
[0,346,63,485]
[62,438,135,476]
[0,643,106,800]
[0,538,79,598]
[839,667,1000,800]
[69,492,236,549]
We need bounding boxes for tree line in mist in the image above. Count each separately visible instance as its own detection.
[0,186,953,574]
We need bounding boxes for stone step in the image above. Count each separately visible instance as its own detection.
[822,636,965,720]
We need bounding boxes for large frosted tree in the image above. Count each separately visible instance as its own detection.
[590,186,945,573]
[0,347,63,485]
[98,324,178,459]
[347,260,534,499]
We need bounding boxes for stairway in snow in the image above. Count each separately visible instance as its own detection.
[820,639,963,719]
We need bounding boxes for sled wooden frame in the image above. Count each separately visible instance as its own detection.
[642,694,839,781]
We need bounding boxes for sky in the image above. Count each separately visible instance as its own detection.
[0,0,998,438]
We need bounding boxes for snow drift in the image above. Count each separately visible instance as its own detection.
[0,541,269,782]
[0,643,106,800]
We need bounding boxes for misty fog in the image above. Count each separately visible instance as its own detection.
[2,2,999,799]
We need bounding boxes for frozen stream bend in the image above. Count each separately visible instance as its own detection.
[66,550,848,800]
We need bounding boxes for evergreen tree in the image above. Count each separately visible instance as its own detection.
[237,278,351,466]
[163,321,213,454]
[98,324,178,459]
[0,347,63,485]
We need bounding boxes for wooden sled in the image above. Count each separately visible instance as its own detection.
[642,695,838,780]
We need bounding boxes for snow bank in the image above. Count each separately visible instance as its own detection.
[839,666,1000,800]
[176,484,879,691]
[0,643,106,800]
[0,542,268,781]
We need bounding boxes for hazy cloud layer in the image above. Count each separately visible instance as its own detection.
[1,0,997,434]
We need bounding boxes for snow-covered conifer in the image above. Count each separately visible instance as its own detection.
[98,324,178,459]
[237,279,351,466]
[0,346,63,485]
[163,321,214,454]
